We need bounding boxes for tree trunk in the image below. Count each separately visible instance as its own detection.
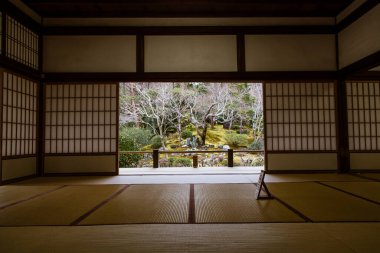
[158,125,166,149]
[210,116,215,129]
[201,123,208,145]
[178,117,182,142]
[239,117,243,134]
[130,83,140,127]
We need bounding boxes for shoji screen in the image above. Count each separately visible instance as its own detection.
[44,83,118,174]
[1,71,38,182]
[265,82,338,171]
[5,15,39,70]
[347,81,380,170]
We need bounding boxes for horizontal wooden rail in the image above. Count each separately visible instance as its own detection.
[119,150,264,154]
[119,149,264,169]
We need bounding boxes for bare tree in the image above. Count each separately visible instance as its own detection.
[249,83,264,138]
[170,83,193,142]
[122,83,175,148]
[188,83,228,145]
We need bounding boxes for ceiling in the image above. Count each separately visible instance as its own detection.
[22,0,354,18]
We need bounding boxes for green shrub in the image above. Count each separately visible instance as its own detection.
[186,124,195,131]
[151,135,165,149]
[252,155,265,166]
[119,127,152,150]
[119,153,143,168]
[231,125,240,130]
[168,157,192,167]
[119,127,152,168]
[236,129,250,134]
[181,130,193,139]
[247,138,264,150]
[118,138,142,167]
[225,133,248,147]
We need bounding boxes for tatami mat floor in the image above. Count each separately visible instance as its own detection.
[1,173,380,252]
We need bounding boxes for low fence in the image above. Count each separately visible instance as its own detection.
[119,149,264,168]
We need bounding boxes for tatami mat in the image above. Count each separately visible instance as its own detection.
[322,182,380,203]
[3,223,380,253]
[80,184,189,225]
[0,185,124,226]
[0,185,59,209]
[268,182,380,221]
[195,184,303,223]
[361,173,380,181]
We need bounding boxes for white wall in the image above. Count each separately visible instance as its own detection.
[339,4,380,68]
[351,153,380,170]
[245,35,336,71]
[2,157,36,181]
[268,153,337,171]
[145,35,237,72]
[44,156,116,173]
[43,36,136,72]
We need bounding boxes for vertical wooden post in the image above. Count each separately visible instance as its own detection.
[153,149,159,168]
[236,34,245,73]
[1,10,6,57]
[336,79,350,172]
[192,155,198,168]
[228,149,233,167]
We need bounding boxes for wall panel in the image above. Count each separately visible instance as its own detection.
[268,153,337,171]
[43,36,136,72]
[2,157,36,181]
[264,82,337,171]
[245,35,336,71]
[44,155,116,173]
[145,35,237,72]
[338,4,380,68]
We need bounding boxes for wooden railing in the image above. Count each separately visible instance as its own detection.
[119,149,264,168]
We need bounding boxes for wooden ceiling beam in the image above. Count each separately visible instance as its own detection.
[21,0,354,18]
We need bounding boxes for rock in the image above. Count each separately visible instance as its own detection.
[182,145,188,148]
[218,144,223,149]
[222,145,230,151]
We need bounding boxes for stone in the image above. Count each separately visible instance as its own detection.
[222,145,230,151]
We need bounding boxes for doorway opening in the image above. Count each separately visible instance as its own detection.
[119,82,264,174]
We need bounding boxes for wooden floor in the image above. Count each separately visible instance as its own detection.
[0,173,379,252]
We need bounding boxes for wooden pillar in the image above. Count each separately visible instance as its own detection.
[336,79,350,172]
[192,155,198,168]
[153,149,159,168]
[228,149,234,167]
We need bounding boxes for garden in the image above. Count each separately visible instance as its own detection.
[119,82,264,168]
